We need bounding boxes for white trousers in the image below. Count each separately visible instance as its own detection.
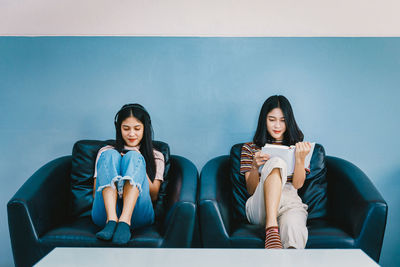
[245,157,308,249]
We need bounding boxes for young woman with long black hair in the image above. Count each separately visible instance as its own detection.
[91,104,164,244]
[240,95,311,249]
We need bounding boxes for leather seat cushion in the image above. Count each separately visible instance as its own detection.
[40,216,163,247]
[229,219,355,248]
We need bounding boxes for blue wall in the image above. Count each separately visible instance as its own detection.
[1,37,399,266]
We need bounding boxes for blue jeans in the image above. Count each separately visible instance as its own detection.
[91,149,155,229]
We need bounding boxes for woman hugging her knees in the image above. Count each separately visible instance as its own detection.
[240,95,311,249]
[91,104,164,244]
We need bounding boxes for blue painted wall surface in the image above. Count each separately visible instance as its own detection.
[0,37,399,266]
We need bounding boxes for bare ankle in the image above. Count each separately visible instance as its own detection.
[107,217,118,223]
[265,220,278,228]
[118,217,131,226]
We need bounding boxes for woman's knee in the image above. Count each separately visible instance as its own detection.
[270,167,281,177]
[100,149,121,162]
[269,157,287,168]
[122,150,144,164]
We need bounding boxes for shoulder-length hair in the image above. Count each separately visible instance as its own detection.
[114,103,156,181]
[253,95,304,147]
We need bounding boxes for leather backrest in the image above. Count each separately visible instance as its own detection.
[70,139,170,218]
[230,144,251,222]
[230,143,328,222]
[298,143,328,220]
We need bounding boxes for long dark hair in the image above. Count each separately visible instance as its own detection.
[253,95,304,147]
[114,103,156,181]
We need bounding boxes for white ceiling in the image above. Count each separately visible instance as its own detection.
[1,0,399,36]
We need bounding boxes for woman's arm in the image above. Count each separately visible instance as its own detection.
[245,151,270,195]
[93,178,97,198]
[292,142,311,189]
[245,168,260,195]
[148,150,164,202]
[147,177,161,202]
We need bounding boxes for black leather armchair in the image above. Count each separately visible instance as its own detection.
[8,140,198,267]
[198,143,387,263]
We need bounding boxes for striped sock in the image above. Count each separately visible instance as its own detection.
[265,226,283,249]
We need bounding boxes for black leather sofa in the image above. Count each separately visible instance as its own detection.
[8,140,198,267]
[198,143,387,263]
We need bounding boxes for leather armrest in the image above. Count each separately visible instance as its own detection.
[162,155,198,247]
[7,156,72,266]
[199,156,232,247]
[326,156,387,262]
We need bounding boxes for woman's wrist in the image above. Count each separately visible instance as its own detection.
[251,163,259,171]
[295,157,305,165]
